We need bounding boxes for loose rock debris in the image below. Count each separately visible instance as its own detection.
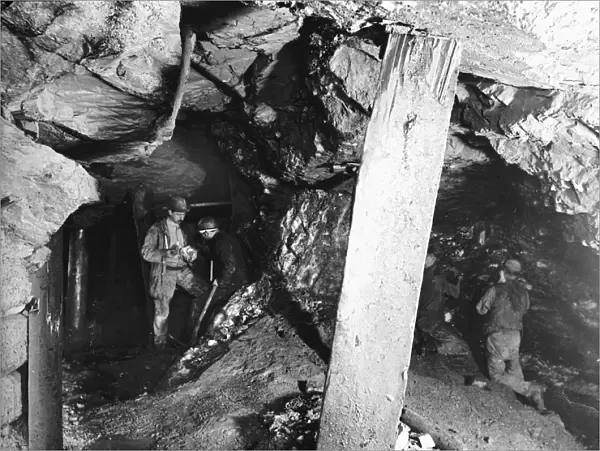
[262,390,323,449]
[158,283,267,390]
[395,421,438,450]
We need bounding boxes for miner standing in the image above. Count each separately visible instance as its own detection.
[476,258,546,412]
[141,196,209,349]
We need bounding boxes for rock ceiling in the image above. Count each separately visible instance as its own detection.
[0,1,598,289]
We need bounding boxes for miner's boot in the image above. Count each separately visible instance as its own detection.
[528,382,547,414]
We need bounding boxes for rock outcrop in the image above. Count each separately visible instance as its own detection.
[292,0,599,89]
[1,1,181,105]
[0,118,100,313]
[1,1,181,159]
[455,79,599,249]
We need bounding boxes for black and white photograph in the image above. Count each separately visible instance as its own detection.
[0,1,598,450]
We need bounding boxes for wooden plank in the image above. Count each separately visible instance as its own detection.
[317,32,462,450]
[28,229,63,450]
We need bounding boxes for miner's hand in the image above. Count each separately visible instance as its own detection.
[164,247,179,258]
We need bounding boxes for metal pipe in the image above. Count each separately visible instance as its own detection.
[189,201,232,208]
[66,228,88,349]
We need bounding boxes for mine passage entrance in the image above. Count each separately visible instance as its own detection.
[78,199,235,350]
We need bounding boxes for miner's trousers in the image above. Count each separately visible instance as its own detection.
[485,329,530,395]
[152,266,210,345]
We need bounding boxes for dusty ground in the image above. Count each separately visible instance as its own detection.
[60,312,583,451]
[406,355,577,450]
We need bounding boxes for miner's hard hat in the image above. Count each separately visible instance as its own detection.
[197,216,219,231]
[504,259,522,275]
[425,253,437,268]
[168,196,190,213]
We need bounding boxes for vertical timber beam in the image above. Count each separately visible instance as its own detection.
[317,32,462,450]
[66,228,88,350]
[29,230,64,450]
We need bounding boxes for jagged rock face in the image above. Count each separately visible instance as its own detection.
[185,3,299,112]
[1,1,181,104]
[455,80,599,249]
[1,1,304,162]
[1,1,181,159]
[0,118,100,312]
[299,20,599,248]
[292,0,599,89]
[274,190,352,299]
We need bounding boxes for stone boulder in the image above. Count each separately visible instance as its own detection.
[18,67,160,145]
[1,1,181,105]
[183,3,300,112]
[1,1,181,160]
[0,118,100,313]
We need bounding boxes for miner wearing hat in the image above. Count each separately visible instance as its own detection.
[192,216,249,339]
[415,250,469,356]
[141,196,209,349]
[476,258,546,412]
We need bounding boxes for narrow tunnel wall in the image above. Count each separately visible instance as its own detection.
[28,230,63,450]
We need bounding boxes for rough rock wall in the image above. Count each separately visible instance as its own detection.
[1,1,597,296]
[1,1,181,158]
[502,1,599,87]
[291,0,599,89]
[274,189,352,299]
[455,80,599,249]
[184,3,299,112]
[0,118,100,314]
[301,19,599,249]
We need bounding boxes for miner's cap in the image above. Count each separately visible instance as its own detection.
[198,216,219,231]
[168,196,190,213]
[504,258,522,275]
[425,253,437,268]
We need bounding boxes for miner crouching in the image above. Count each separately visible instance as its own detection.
[189,216,249,343]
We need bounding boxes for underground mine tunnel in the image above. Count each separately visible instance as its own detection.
[0,1,598,450]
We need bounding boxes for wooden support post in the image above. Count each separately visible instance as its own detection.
[29,230,64,450]
[152,24,196,142]
[317,32,462,450]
